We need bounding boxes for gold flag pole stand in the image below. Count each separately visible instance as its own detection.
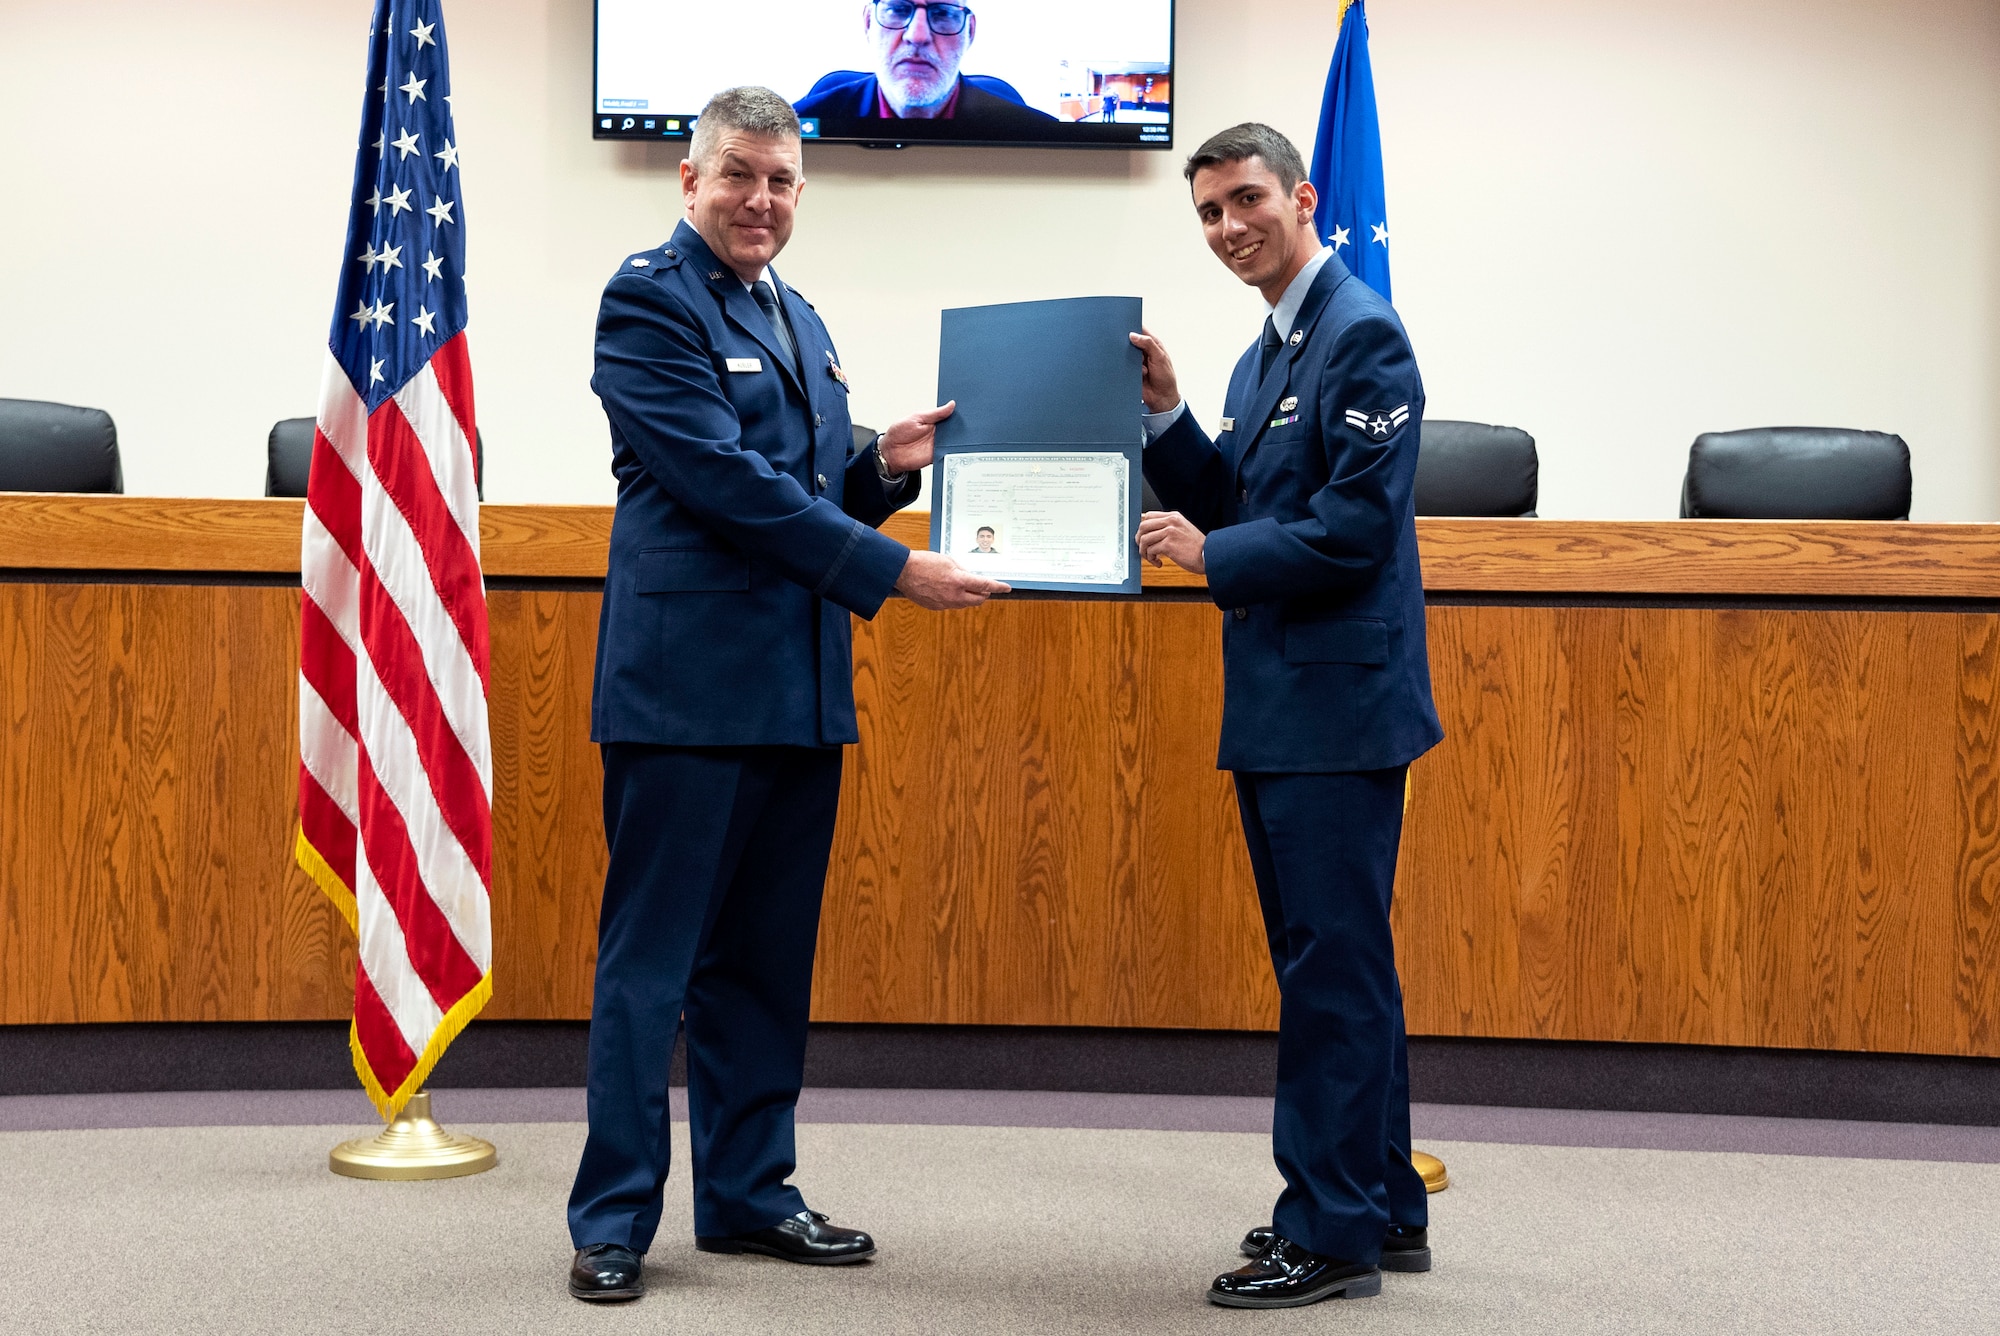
[329,1090,497,1180]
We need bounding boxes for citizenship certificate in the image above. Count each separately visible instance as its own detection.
[937,451,1132,590]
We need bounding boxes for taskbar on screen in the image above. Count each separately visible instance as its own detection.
[591,112,1170,149]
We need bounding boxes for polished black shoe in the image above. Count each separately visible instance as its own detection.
[1209,1236,1380,1308]
[695,1209,875,1265]
[1240,1222,1431,1272]
[568,1243,644,1302]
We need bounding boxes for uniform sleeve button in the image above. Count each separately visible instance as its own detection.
[815,413,825,427]
[1233,607,1248,620]
[816,473,830,490]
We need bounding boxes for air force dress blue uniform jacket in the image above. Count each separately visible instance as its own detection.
[569,221,917,1251]
[1143,251,1441,1265]
[589,219,917,748]
[1144,252,1442,773]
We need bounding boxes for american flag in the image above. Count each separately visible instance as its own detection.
[296,0,491,1120]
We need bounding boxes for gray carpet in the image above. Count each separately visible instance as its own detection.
[11,1087,2000,1162]
[2,1112,1998,1335]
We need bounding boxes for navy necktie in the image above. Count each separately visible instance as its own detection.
[1259,316,1284,380]
[752,279,799,379]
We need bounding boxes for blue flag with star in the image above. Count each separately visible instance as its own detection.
[1309,0,1390,302]
[330,1,468,410]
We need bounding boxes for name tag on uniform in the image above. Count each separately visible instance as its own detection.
[725,357,763,373]
[1220,417,1235,432]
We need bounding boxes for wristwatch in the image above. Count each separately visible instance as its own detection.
[872,433,906,483]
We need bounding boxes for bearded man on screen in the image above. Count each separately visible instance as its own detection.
[794,0,1058,133]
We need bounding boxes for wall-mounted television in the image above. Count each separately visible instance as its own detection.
[594,0,1175,149]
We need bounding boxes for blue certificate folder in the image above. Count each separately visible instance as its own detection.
[930,296,1145,595]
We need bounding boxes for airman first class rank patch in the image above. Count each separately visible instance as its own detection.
[1344,404,1411,440]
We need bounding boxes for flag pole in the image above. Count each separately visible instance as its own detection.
[303,0,497,1176]
[1322,0,1448,1193]
[329,1091,496,1180]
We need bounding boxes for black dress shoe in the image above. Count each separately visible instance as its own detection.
[568,1243,644,1301]
[1240,1222,1431,1272]
[1379,1223,1431,1272]
[1209,1236,1380,1308]
[695,1209,875,1265]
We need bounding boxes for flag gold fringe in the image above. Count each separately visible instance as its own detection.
[1336,0,1356,30]
[351,970,494,1122]
[296,826,358,934]
[296,823,494,1122]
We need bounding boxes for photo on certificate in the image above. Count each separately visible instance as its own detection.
[936,450,1139,594]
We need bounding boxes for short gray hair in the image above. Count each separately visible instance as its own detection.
[689,86,802,171]
[1183,122,1308,193]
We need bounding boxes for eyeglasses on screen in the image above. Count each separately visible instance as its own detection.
[872,1,974,38]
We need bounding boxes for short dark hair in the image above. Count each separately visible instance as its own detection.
[1183,123,1307,193]
[689,86,801,171]
[976,526,995,535]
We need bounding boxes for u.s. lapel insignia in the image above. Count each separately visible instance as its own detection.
[1279,396,1298,413]
[1289,330,1303,346]
[825,350,850,387]
[1343,404,1412,440]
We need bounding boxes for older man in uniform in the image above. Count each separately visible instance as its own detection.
[1131,122,1443,1309]
[566,86,1005,1303]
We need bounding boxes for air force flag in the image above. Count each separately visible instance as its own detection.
[1310,0,1391,302]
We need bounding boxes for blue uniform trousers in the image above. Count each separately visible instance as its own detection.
[1234,766,1428,1263]
[567,742,842,1250]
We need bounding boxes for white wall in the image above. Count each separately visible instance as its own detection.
[3,0,1996,518]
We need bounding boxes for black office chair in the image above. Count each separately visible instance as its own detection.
[0,398,124,493]
[1680,427,1910,520]
[1414,420,1537,517]
[268,417,483,499]
[265,418,315,498]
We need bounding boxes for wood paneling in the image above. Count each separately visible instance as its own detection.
[9,504,2000,1054]
[481,589,604,1019]
[815,597,1269,1029]
[1412,519,2000,597]
[1394,606,1996,1053]
[0,583,352,1023]
[0,496,609,580]
[477,507,615,580]
[0,496,307,574]
[0,584,613,1024]
[13,496,2000,597]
